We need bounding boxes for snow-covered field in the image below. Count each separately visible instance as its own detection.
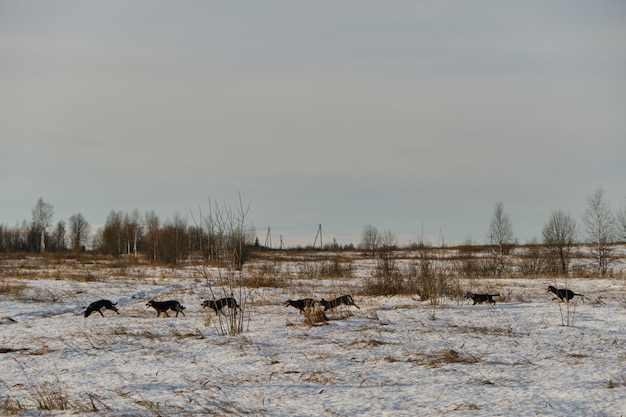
[1,257,625,416]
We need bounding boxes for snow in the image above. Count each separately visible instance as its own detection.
[1,258,626,416]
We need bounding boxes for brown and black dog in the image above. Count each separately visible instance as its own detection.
[547,286,584,303]
[319,295,359,311]
[146,300,186,317]
[284,298,316,314]
[465,292,499,305]
[201,297,241,315]
[84,299,120,318]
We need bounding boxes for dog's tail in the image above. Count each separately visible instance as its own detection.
[576,293,584,304]
[180,305,186,310]
[491,294,500,297]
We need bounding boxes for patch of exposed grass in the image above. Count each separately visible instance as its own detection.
[242,274,287,288]
[0,280,26,298]
[298,369,338,384]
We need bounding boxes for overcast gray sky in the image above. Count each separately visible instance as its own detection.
[1,1,625,247]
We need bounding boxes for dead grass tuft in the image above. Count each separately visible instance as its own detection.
[0,280,27,298]
[241,274,287,288]
[298,369,338,384]
[303,307,328,326]
[30,377,69,411]
[425,349,480,367]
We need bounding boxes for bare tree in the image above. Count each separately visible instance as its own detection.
[198,196,252,336]
[359,225,379,257]
[102,211,124,258]
[124,210,142,259]
[159,214,190,265]
[376,230,398,277]
[583,188,616,275]
[68,213,90,259]
[542,210,577,275]
[144,211,160,263]
[32,197,53,253]
[488,201,515,276]
[51,220,67,251]
[617,205,626,242]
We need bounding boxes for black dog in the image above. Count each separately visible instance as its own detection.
[201,297,241,315]
[284,298,316,314]
[84,299,120,318]
[465,292,499,305]
[547,286,584,303]
[319,295,360,311]
[146,300,186,317]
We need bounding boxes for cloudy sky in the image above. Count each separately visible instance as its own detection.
[1,1,625,247]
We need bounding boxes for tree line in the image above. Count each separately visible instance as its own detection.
[1,188,625,275]
[0,198,254,266]
[359,188,626,277]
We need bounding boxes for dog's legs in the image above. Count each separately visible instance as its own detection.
[97,309,105,317]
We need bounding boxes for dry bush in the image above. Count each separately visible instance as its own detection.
[425,349,480,367]
[0,280,26,298]
[0,398,22,415]
[298,369,337,384]
[359,269,425,296]
[296,262,320,279]
[408,256,461,303]
[241,274,287,288]
[22,287,69,303]
[29,376,69,411]
[0,380,24,415]
[303,307,328,326]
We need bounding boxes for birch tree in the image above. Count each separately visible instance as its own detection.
[68,213,90,259]
[542,210,577,275]
[32,197,53,253]
[488,202,515,275]
[583,188,616,275]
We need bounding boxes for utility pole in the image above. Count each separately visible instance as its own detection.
[313,224,323,249]
[264,226,272,249]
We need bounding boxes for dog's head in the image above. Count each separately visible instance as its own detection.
[201,300,210,308]
[84,307,93,318]
[146,300,155,308]
[547,286,557,293]
[464,292,474,299]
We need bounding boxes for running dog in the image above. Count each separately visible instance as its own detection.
[465,292,499,305]
[319,295,360,311]
[547,286,584,303]
[201,297,241,315]
[284,298,316,314]
[146,300,186,317]
[84,299,120,318]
